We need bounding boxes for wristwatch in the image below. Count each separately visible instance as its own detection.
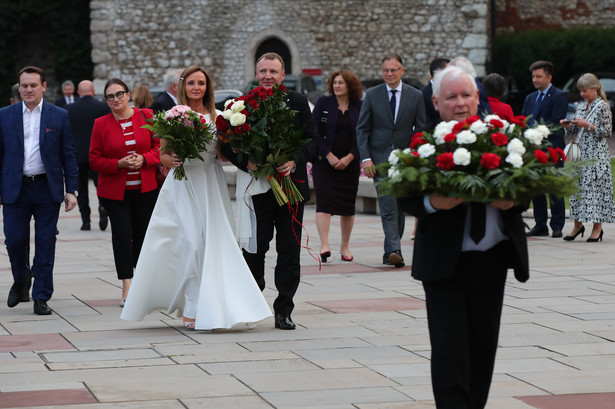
[68,190,78,197]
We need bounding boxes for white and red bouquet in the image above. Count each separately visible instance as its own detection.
[143,105,214,180]
[216,85,310,206]
[377,114,580,201]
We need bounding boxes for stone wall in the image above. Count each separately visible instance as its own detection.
[495,0,615,33]
[90,0,492,92]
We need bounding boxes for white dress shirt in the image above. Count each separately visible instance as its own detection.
[22,100,46,176]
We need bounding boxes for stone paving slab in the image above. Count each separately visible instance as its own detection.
[2,197,615,408]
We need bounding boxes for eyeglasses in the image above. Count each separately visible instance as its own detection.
[105,91,127,101]
[382,68,402,74]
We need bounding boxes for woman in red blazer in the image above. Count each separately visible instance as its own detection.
[90,78,161,306]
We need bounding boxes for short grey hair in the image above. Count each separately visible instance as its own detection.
[450,56,477,78]
[61,80,74,89]
[432,66,477,98]
[163,69,182,90]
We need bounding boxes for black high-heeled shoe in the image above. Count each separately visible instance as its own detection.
[563,226,585,241]
[320,251,331,262]
[586,230,603,242]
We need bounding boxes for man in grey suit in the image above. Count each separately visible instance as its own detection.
[357,54,426,267]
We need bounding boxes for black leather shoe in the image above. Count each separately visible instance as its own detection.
[551,229,563,238]
[7,284,22,308]
[388,251,405,268]
[526,227,549,237]
[80,222,91,231]
[33,300,52,315]
[21,273,32,302]
[382,253,389,265]
[99,206,108,231]
[274,314,296,330]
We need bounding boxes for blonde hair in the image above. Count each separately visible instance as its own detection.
[177,65,216,123]
[577,73,607,102]
[132,85,153,109]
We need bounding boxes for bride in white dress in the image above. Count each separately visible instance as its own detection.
[121,65,271,330]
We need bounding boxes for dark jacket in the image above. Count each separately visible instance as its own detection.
[66,95,110,163]
[311,95,362,159]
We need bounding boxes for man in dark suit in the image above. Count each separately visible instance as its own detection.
[150,69,181,113]
[0,66,79,315]
[522,60,568,238]
[356,53,426,267]
[221,52,318,330]
[398,65,529,409]
[54,80,76,108]
[421,57,449,132]
[66,80,110,231]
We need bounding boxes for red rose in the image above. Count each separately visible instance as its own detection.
[234,126,243,135]
[534,149,548,164]
[556,147,567,161]
[259,91,267,100]
[241,109,248,116]
[444,133,456,143]
[548,147,560,163]
[267,88,274,96]
[452,122,466,133]
[200,118,206,124]
[489,118,504,129]
[250,99,259,109]
[279,85,286,92]
[215,115,229,132]
[491,132,508,146]
[410,137,425,149]
[242,123,250,132]
[480,153,501,169]
[436,152,455,170]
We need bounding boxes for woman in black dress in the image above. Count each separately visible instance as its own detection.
[312,70,363,262]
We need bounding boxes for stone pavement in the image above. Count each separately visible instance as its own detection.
[1,199,615,409]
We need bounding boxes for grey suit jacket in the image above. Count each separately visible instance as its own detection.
[356,82,426,165]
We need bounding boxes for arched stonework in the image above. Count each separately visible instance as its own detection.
[244,29,301,82]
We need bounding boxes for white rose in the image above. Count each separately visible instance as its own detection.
[536,124,550,138]
[434,120,456,144]
[388,149,400,165]
[505,153,524,168]
[224,99,234,109]
[453,148,471,166]
[388,167,401,180]
[417,143,436,158]
[469,120,488,135]
[456,130,477,144]
[231,100,245,112]
[229,112,246,127]
[507,138,526,155]
[524,128,543,145]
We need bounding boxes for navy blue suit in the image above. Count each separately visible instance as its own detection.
[522,85,568,232]
[0,101,79,301]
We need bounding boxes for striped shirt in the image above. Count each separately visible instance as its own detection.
[118,118,141,190]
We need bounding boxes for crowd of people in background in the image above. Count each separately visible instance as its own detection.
[2,52,613,409]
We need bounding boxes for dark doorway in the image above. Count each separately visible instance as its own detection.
[255,38,292,73]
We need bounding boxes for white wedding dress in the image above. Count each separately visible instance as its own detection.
[121,114,271,329]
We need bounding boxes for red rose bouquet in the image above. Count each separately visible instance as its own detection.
[377,114,581,202]
[143,105,214,180]
[216,85,310,205]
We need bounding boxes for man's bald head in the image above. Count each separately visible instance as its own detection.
[77,80,95,97]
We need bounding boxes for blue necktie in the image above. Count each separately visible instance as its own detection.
[390,89,397,120]
[531,91,545,125]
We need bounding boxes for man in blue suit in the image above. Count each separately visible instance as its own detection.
[357,53,426,267]
[0,66,79,315]
[522,60,568,238]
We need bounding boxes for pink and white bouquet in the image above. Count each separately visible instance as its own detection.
[377,114,580,202]
[143,105,214,180]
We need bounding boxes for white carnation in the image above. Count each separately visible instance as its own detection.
[388,168,401,180]
[507,123,517,133]
[484,114,509,130]
[524,128,544,145]
[229,112,246,127]
[453,148,471,166]
[536,124,550,138]
[417,143,436,158]
[402,147,412,154]
[231,100,245,112]
[469,120,488,134]
[456,130,477,144]
[507,138,526,155]
[434,120,456,144]
[505,153,524,168]
[388,149,400,165]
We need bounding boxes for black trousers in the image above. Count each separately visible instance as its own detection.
[242,189,304,315]
[77,161,99,224]
[422,241,509,409]
[99,189,158,280]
